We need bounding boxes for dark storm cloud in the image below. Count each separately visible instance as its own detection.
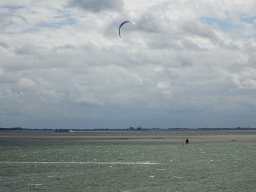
[67,0,124,13]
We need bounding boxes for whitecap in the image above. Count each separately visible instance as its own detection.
[29,184,42,186]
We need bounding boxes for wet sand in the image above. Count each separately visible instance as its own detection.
[1,129,256,144]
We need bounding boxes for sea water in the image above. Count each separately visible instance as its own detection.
[1,139,256,191]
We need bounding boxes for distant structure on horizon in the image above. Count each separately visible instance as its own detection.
[137,125,142,130]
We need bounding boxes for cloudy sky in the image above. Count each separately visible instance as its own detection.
[1,0,256,129]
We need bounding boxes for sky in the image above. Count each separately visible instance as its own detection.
[1,0,256,129]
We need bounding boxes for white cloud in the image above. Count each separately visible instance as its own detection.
[39,89,66,104]
[1,0,256,128]
[157,81,170,90]
[231,67,256,89]
[18,78,36,87]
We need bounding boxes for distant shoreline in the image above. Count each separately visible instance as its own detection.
[1,129,256,144]
[1,127,256,131]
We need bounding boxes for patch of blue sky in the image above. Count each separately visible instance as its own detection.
[241,16,256,24]
[40,14,76,29]
[0,19,14,29]
[3,6,23,9]
[239,14,256,37]
[29,45,44,50]
[201,16,256,37]
[200,17,231,32]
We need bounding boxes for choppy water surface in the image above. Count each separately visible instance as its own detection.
[1,139,256,191]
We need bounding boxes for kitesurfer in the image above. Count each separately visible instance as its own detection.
[186,138,189,144]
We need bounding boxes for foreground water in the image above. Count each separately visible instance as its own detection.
[1,139,256,191]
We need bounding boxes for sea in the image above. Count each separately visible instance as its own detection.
[1,134,256,191]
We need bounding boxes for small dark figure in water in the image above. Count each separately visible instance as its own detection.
[186,138,189,144]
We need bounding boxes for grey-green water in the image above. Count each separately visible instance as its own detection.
[1,139,256,191]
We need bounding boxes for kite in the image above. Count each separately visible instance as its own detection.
[119,21,137,38]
